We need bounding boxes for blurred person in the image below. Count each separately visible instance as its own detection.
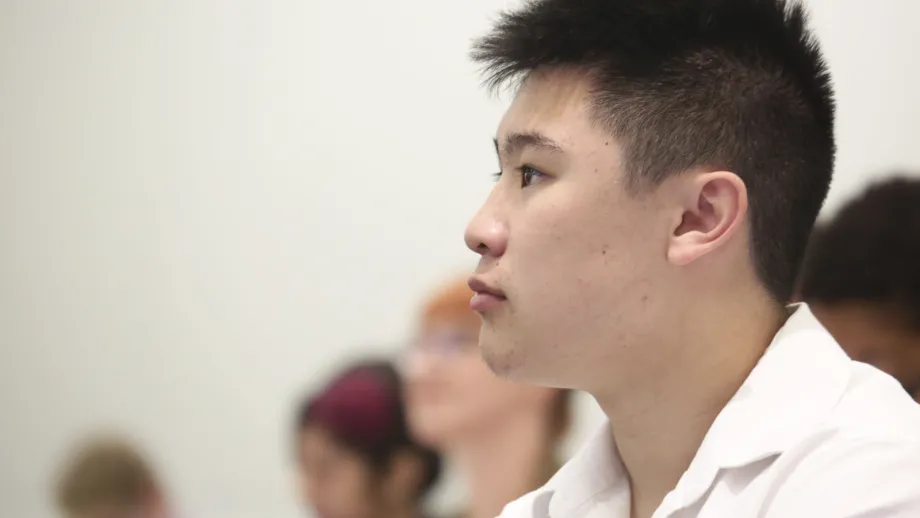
[295,360,441,518]
[55,436,172,518]
[403,276,570,518]
[462,0,920,517]
[799,176,920,402]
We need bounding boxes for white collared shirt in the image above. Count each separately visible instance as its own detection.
[500,305,920,518]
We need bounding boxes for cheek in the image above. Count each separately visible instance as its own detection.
[414,357,508,429]
[517,181,654,279]
[451,358,547,424]
[403,390,442,444]
[299,446,378,518]
[831,320,896,365]
[330,464,379,516]
[881,339,920,387]
[500,181,664,380]
[513,187,653,314]
[830,320,877,360]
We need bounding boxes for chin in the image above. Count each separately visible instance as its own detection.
[480,337,528,381]
[481,328,573,387]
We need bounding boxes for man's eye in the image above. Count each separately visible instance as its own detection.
[521,165,545,187]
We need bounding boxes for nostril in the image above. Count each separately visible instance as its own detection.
[476,242,489,253]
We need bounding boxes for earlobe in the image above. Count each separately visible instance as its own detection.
[667,172,747,266]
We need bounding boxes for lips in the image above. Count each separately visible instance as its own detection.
[468,277,506,311]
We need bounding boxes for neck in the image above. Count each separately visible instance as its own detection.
[453,410,555,518]
[594,294,786,518]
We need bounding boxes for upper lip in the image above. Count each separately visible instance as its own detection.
[468,276,506,298]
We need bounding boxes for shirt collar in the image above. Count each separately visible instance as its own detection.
[543,421,625,517]
[539,303,852,517]
[709,304,851,463]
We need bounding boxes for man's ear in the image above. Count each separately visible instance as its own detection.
[667,171,747,266]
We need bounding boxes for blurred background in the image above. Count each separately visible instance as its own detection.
[1,1,918,517]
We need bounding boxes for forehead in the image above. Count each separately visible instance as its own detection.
[299,426,355,463]
[497,71,597,149]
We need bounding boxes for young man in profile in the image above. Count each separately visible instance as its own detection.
[462,1,920,517]
[799,177,920,403]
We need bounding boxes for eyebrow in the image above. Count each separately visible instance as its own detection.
[493,131,565,159]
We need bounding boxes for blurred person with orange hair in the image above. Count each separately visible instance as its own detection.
[402,276,570,518]
[295,360,442,518]
[55,436,173,518]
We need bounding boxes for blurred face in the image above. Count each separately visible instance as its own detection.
[403,311,556,448]
[297,426,383,518]
[464,71,669,388]
[812,303,920,402]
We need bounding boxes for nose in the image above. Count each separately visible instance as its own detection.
[464,191,508,258]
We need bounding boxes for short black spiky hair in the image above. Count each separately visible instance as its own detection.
[472,0,835,302]
[799,177,920,329]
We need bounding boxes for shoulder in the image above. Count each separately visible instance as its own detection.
[829,359,920,440]
[762,369,920,517]
[762,433,920,517]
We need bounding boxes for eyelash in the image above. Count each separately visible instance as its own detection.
[492,165,544,187]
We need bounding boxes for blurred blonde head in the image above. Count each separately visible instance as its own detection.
[54,436,167,518]
[403,274,569,451]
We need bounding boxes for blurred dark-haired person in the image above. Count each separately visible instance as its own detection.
[799,177,920,402]
[55,436,173,518]
[295,360,441,518]
[461,0,920,517]
[403,276,571,518]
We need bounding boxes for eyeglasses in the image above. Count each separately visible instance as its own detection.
[396,329,480,375]
[413,328,479,355]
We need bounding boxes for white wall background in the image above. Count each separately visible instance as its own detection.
[1,1,918,517]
